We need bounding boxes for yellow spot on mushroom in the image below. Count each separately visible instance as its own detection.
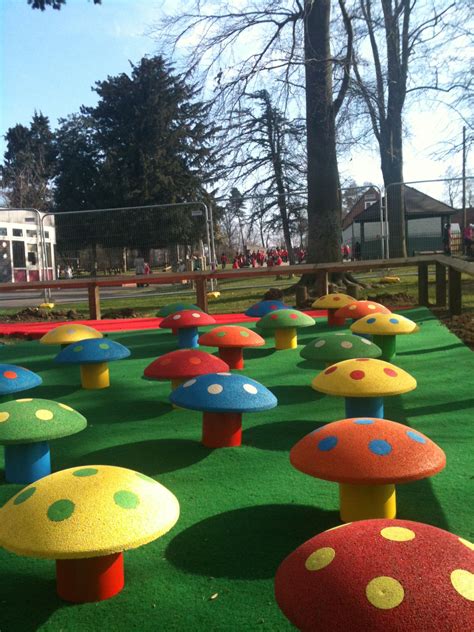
[0,412,10,423]
[381,527,416,542]
[366,576,404,609]
[35,409,54,421]
[451,570,474,601]
[16,398,33,402]
[459,537,474,551]
[305,547,335,571]
[349,305,356,311]
[368,304,377,309]
[189,357,202,365]
[58,403,74,411]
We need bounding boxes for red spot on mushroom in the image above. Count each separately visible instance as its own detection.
[290,314,298,319]
[384,368,398,377]
[333,296,340,301]
[3,371,17,379]
[350,370,365,380]
[270,314,279,320]
[356,358,370,362]
[270,304,278,309]
[189,357,202,365]
[325,366,337,375]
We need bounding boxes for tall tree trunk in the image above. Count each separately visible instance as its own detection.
[304,0,342,271]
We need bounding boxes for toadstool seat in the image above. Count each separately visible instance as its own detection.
[157,303,203,317]
[244,300,290,317]
[300,334,382,367]
[290,417,446,520]
[312,358,416,418]
[275,519,474,632]
[170,372,277,448]
[0,465,179,603]
[351,312,418,361]
[40,324,103,348]
[54,339,130,390]
[159,309,216,349]
[144,349,229,392]
[198,325,265,369]
[311,293,354,326]
[0,398,86,483]
[256,309,315,350]
[0,364,42,399]
[334,300,391,323]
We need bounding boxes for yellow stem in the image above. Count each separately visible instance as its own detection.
[339,482,396,522]
[274,327,297,350]
[80,363,110,390]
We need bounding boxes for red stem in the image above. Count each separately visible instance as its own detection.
[218,346,244,369]
[56,552,124,603]
[202,412,242,447]
[327,308,345,327]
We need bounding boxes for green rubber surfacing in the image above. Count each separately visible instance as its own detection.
[0,307,472,631]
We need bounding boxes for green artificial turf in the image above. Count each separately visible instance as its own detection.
[0,307,473,631]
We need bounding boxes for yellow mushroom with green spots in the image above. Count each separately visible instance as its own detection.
[0,465,180,603]
[0,398,86,484]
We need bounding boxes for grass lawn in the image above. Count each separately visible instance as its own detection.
[0,307,472,631]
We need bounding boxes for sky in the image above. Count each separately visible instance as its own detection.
[0,0,472,201]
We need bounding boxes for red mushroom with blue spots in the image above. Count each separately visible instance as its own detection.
[245,300,290,317]
[54,339,130,389]
[0,364,42,401]
[169,372,277,448]
[290,417,446,521]
[159,309,216,349]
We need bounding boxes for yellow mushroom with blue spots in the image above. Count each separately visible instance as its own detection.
[351,313,419,361]
[54,339,131,389]
[0,465,179,603]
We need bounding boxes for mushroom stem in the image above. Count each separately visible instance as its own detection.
[373,335,397,361]
[339,483,396,521]
[4,441,51,484]
[171,378,186,390]
[56,552,124,603]
[177,327,199,349]
[202,412,242,448]
[80,363,110,389]
[345,396,384,418]
[217,347,244,369]
[327,309,345,327]
[274,328,297,350]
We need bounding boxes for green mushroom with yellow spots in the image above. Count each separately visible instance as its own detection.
[54,338,131,389]
[0,465,180,603]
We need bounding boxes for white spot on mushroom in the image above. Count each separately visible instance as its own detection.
[349,305,356,311]
[243,383,258,394]
[172,314,181,320]
[314,340,326,348]
[368,304,377,310]
[360,338,372,345]
[67,329,76,335]
[217,372,231,376]
[191,312,201,318]
[208,384,223,395]
[183,379,196,388]
[335,333,345,336]
[341,341,353,349]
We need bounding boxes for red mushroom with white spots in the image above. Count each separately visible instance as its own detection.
[275,518,474,632]
[159,309,216,349]
[198,325,265,369]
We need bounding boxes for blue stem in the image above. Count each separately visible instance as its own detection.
[345,397,384,418]
[4,441,51,484]
[177,327,199,349]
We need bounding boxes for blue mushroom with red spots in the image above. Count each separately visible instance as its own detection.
[245,300,290,317]
[54,339,130,390]
[290,417,445,522]
[170,372,277,448]
[0,364,42,400]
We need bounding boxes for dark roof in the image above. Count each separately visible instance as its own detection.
[355,186,456,224]
[342,187,380,230]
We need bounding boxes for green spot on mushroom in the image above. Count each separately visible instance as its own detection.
[136,472,156,483]
[13,487,37,505]
[47,499,75,522]
[73,467,99,477]
[73,346,83,353]
[99,343,110,350]
[114,490,140,509]
[239,330,250,337]
[216,331,226,337]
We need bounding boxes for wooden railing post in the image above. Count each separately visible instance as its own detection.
[88,284,101,320]
[418,263,429,306]
[195,275,208,312]
[435,262,447,307]
[448,266,462,315]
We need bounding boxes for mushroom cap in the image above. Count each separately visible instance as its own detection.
[40,324,103,346]
[144,350,229,380]
[300,334,382,363]
[0,364,42,395]
[290,417,446,484]
[256,309,315,331]
[351,313,418,336]
[0,465,179,560]
[244,300,290,317]
[0,398,87,445]
[169,372,277,413]
[199,325,265,349]
[334,300,391,321]
[312,358,416,398]
[311,293,354,309]
[159,309,216,330]
[157,303,203,317]
[54,339,131,365]
[275,519,474,632]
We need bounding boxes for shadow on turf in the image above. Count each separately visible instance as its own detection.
[397,342,464,356]
[72,439,210,475]
[270,384,325,405]
[76,398,171,424]
[243,347,277,360]
[0,571,59,631]
[244,419,325,451]
[166,503,338,579]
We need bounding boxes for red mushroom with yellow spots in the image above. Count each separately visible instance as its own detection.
[0,465,180,603]
[275,519,474,632]
[198,325,265,369]
[290,417,446,521]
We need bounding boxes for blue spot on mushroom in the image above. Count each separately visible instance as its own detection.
[354,418,375,425]
[389,318,399,324]
[369,439,392,456]
[366,317,376,324]
[318,436,338,451]
[406,430,426,444]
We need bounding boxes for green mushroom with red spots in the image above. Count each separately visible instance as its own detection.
[0,465,180,603]
[256,309,315,350]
